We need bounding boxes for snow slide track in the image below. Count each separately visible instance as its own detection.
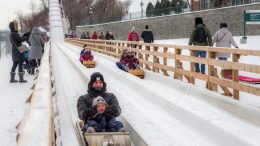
[56,42,260,146]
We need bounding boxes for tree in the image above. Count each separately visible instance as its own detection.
[146,2,154,17]
[171,0,183,13]
[161,0,171,15]
[154,0,162,16]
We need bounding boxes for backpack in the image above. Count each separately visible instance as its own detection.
[194,27,207,44]
[132,33,138,41]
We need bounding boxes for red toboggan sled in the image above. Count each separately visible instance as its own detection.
[222,69,260,84]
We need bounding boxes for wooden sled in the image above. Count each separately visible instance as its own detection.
[128,69,145,79]
[83,61,96,68]
[75,122,131,146]
[222,69,260,84]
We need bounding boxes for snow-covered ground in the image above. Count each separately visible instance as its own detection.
[1,36,259,146]
[0,56,34,146]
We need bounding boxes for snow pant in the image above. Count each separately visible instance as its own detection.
[195,51,207,73]
[116,62,128,72]
[83,117,123,132]
[11,61,23,72]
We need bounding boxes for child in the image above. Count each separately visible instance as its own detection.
[82,96,124,133]
[116,51,140,72]
[79,45,94,64]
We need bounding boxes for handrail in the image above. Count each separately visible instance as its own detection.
[16,42,54,146]
[66,38,260,99]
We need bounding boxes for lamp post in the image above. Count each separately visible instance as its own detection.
[140,0,144,18]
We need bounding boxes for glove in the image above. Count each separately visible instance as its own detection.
[103,107,115,116]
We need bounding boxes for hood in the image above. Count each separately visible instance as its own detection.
[32,27,42,35]
[220,28,229,34]
[9,20,19,32]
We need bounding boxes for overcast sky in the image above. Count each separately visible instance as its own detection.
[0,0,41,30]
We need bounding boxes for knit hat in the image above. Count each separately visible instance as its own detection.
[195,17,203,26]
[145,25,148,29]
[88,72,105,87]
[92,96,107,107]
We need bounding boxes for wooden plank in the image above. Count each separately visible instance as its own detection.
[174,48,182,80]
[162,47,169,76]
[145,46,151,70]
[153,47,159,72]
[190,50,195,84]
[232,53,240,100]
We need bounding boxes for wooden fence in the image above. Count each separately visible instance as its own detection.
[66,38,260,100]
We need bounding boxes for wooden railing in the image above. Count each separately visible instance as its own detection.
[66,38,260,100]
[16,42,55,146]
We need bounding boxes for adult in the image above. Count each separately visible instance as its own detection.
[29,27,45,75]
[77,72,121,131]
[188,17,212,74]
[213,22,238,60]
[9,20,30,83]
[141,25,154,43]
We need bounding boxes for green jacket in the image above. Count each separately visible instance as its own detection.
[189,24,213,46]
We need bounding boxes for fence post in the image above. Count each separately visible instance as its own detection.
[232,53,240,100]
[162,47,169,76]
[145,46,151,70]
[190,50,195,84]
[206,51,218,91]
[138,44,143,68]
[174,48,182,80]
[153,46,159,73]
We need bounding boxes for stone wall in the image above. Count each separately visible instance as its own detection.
[76,3,260,40]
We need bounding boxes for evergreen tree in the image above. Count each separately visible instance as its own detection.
[154,0,162,16]
[171,0,183,13]
[146,2,154,17]
[161,0,171,15]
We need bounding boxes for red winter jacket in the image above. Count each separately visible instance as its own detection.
[80,51,94,61]
[92,33,98,39]
[128,32,140,42]
[120,54,139,69]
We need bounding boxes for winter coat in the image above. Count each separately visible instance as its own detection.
[9,22,29,62]
[189,24,212,46]
[105,32,110,40]
[77,84,121,123]
[29,27,44,60]
[80,50,93,61]
[128,32,140,42]
[213,28,238,58]
[120,54,139,70]
[92,33,98,39]
[99,34,105,40]
[141,29,154,43]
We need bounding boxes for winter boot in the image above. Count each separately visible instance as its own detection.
[10,72,18,83]
[18,72,27,83]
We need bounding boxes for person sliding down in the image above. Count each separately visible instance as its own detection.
[79,45,94,64]
[116,51,140,72]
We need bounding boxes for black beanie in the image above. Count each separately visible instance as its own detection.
[88,72,105,87]
[195,17,203,26]
[145,25,148,29]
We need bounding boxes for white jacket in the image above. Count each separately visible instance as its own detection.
[213,28,238,58]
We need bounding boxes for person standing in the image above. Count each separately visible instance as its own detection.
[189,17,212,74]
[141,25,154,43]
[29,27,45,75]
[9,20,30,83]
[213,22,238,61]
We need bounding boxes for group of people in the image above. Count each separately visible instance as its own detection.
[9,20,46,83]
[188,17,238,74]
[80,31,115,40]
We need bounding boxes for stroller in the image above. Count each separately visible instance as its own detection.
[22,50,39,75]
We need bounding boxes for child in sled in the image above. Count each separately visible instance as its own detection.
[79,45,94,64]
[116,50,140,72]
[80,96,124,133]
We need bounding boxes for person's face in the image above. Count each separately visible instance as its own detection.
[97,103,106,113]
[85,47,89,51]
[92,80,103,91]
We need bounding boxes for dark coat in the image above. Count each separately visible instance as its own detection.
[9,22,29,62]
[141,29,154,43]
[77,84,121,123]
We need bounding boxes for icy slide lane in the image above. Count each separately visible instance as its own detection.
[53,42,260,146]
